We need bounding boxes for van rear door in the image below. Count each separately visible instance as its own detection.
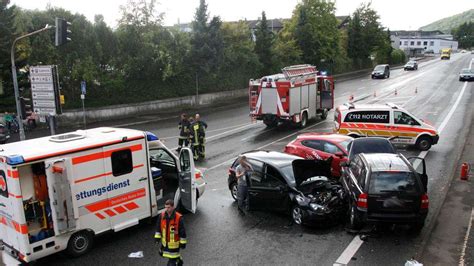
[45,158,76,234]
[178,148,196,213]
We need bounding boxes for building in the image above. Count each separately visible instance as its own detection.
[390,30,458,56]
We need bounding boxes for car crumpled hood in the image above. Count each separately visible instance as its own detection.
[292,158,332,187]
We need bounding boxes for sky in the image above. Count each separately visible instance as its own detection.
[10,0,474,30]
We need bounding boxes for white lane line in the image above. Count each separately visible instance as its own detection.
[205,120,328,172]
[333,61,471,265]
[333,236,364,265]
[240,127,274,141]
[459,208,474,266]
[160,122,254,140]
[357,87,366,90]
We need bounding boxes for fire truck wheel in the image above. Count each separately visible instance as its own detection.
[67,231,94,257]
[416,136,432,151]
[299,112,308,128]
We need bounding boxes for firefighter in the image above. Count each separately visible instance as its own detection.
[155,199,187,266]
[177,113,191,152]
[190,114,207,160]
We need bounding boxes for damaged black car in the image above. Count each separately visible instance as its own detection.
[228,151,347,225]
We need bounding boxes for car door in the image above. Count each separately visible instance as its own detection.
[342,156,364,203]
[407,157,428,192]
[178,147,196,213]
[320,140,346,177]
[300,140,325,160]
[247,164,289,212]
[393,111,422,144]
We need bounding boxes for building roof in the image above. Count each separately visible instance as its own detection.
[391,30,445,37]
[399,36,456,41]
[0,127,145,164]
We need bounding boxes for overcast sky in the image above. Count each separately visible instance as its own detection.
[10,0,474,30]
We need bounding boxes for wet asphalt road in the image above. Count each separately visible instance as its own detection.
[19,53,474,265]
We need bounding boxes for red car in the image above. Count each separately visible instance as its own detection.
[284,133,353,177]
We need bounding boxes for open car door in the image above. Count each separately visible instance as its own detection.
[178,148,197,213]
[45,158,77,234]
[407,157,428,192]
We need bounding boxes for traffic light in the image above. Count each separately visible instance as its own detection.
[19,97,32,118]
[55,18,71,46]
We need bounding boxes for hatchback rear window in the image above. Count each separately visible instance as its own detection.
[369,171,419,194]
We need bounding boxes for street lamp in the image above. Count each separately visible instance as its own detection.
[11,24,53,140]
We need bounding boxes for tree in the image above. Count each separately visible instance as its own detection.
[0,0,15,109]
[453,22,474,49]
[290,0,340,68]
[254,11,274,76]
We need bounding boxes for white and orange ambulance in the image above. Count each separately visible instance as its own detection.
[334,103,439,151]
[0,127,206,263]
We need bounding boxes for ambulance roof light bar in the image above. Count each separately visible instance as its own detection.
[282,64,318,79]
[385,102,399,109]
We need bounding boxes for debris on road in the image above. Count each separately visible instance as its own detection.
[405,258,423,266]
[128,251,144,258]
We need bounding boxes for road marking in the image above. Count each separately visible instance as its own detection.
[333,60,471,265]
[240,127,274,141]
[333,236,364,265]
[160,122,254,140]
[459,208,474,266]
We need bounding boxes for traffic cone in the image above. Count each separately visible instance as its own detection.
[394,89,398,96]
[373,90,377,97]
[349,94,354,102]
[415,87,418,94]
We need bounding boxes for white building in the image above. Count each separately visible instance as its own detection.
[398,37,458,54]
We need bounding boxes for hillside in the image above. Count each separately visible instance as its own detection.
[419,9,474,33]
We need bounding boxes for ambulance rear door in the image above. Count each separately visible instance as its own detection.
[178,148,196,213]
[45,158,76,235]
[0,160,20,256]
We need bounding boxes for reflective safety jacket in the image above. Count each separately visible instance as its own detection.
[191,121,208,143]
[178,119,191,139]
[154,211,187,259]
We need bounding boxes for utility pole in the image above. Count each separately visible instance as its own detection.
[195,72,199,106]
[11,24,53,141]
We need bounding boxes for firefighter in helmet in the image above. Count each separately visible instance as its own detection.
[155,199,187,266]
[190,114,207,160]
[177,113,191,152]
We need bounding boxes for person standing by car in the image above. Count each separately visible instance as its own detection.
[236,156,252,215]
[190,114,208,160]
[177,113,191,152]
[155,199,187,266]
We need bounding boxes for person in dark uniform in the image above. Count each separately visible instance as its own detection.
[190,114,207,160]
[177,113,191,152]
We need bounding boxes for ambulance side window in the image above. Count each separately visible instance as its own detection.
[0,170,8,198]
[111,149,133,176]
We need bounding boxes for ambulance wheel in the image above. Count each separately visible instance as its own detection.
[67,231,93,257]
[416,136,432,151]
[320,109,328,120]
[299,112,308,128]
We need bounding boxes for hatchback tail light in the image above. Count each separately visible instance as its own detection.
[357,193,368,209]
[421,193,429,209]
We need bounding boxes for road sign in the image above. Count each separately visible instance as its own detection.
[81,81,86,95]
[30,65,61,115]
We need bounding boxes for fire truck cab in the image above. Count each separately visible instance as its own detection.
[249,64,334,128]
[0,127,204,263]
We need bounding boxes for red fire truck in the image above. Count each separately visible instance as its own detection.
[249,64,334,128]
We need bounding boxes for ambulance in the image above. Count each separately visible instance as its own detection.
[0,127,206,263]
[334,103,439,151]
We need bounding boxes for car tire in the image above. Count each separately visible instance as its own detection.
[230,182,238,201]
[292,205,304,225]
[67,231,93,257]
[416,136,432,151]
[348,204,363,230]
[300,112,308,128]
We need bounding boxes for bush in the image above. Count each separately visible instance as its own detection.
[390,49,406,65]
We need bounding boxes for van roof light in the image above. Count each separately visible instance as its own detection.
[146,132,159,141]
[6,155,24,165]
[386,103,398,109]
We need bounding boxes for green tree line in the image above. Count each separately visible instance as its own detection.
[0,0,404,111]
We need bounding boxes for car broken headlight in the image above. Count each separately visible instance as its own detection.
[310,203,326,212]
[295,194,309,205]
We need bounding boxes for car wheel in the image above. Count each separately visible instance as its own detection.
[300,112,308,128]
[67,231,93,257]
[292,205,304,225]
[230,182,238,201]
[348,204,363,230]
[416,136,432,151]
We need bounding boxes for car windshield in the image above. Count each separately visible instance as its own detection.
[406,62,415,65]
[349,140,396,160]
[338,139,351,152]
[369,171,420,194]
[374,65,385,71]
[461,69,472,74]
